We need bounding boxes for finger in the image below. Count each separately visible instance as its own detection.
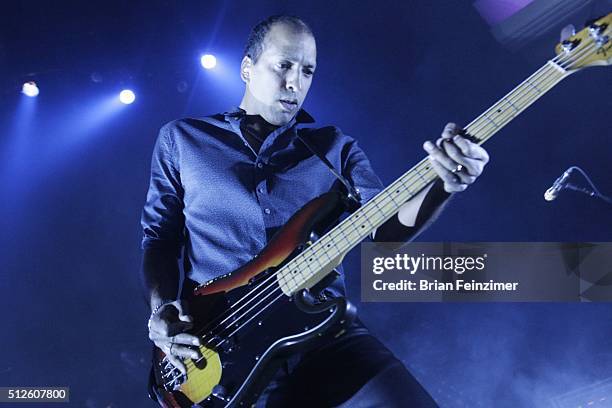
[171,333,201,346]
[166,354,187,376]
[149,332,200,347]
[441,123,460,139]
[423,141,460,173]
[148,318,171,338]
[441,141,482,179]
[170,344,202,360]
[166,323,194,338]
[173,301,194,324]
[178,313,194,324]
[149,330,163,341]
[150,307,185,336]
[452,136,489,162]
[150,318,192,337]
[428,158,468,193]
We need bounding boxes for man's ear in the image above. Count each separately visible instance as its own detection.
[240,56,252,83]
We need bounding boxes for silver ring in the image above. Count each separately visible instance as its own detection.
[452,164,464,174]
[169,342,175,354]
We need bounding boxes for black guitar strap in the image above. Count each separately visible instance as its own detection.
[295,131,362,206]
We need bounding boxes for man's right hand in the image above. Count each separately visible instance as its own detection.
[148,300,202,375]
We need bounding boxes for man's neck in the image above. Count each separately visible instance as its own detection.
[239,114,279,154]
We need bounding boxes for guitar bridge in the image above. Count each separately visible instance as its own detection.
[159,359,186,391]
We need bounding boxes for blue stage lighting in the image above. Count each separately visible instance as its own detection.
[119,89,136,104]
[200,54,217,69]
[22,81,39,97]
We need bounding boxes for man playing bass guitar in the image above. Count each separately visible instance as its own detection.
[141,15,489,407]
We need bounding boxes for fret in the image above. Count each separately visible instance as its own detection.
[320,246,333,262]
[369,198,389,224]
[413,168,428,184]
[288,262,311,290]
[278,268,294,288]
[291,265,303,283]
[301,245,321,267]
[338,229,352,246]
[317,237,337,260]
[387,190,401,207]
[525,79,542,94]
[503,97,520,114]
[489,105,505,117]
[339,217,361,241]
[399,175,420,198]
[546,59,567,74]
[288,263,302,284]
[359,213,375,232]
[352,207,371,237]
[377,196,398,215]
[329,237,343,256]
[483,113,499,129]
[399,175,417,196]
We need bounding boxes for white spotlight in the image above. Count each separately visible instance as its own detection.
[22,81,39,97]
[200,54,217,69]
[119,89,136,105]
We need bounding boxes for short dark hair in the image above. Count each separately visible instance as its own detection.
[243,15,313,63]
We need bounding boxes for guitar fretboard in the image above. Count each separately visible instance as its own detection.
[277,60,569,295]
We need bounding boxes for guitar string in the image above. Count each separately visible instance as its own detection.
[164,43,592,384]
[163,40,599,385]
[166,44,594,385]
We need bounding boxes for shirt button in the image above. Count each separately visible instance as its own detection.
[264,208,271,215]
[258,187,265,194]
[256,163,263,169]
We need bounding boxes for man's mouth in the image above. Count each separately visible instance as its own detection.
[279,99,298,111]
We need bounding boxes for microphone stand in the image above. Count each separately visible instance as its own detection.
[561,166,612,205]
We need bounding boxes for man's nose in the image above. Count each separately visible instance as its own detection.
[285,70,302,92]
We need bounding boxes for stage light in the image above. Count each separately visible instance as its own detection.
[119,89,136,104]
[200,54,217,69]
[22,81,39,97]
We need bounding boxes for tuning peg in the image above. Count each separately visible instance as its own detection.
[560,24,576,42]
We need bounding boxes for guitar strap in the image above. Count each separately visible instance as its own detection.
[295,130,362,205]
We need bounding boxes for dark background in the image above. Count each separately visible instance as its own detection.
[1,1,611,406]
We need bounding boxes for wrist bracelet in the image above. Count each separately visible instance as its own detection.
[147,301,172,330]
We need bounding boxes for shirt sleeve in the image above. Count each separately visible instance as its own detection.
[341,138,385,205]
[140,123,185,257]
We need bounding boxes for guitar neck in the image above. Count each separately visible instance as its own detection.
[277,59,570,295]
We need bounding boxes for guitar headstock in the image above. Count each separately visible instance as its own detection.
[554,12,611,71]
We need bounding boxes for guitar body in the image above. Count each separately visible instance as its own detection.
[149,191,358,407]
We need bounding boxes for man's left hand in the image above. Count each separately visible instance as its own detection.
[423,122,490,193]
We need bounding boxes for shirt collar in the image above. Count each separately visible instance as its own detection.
[223,106,315,125]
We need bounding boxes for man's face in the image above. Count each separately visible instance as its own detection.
[241,23,317,126]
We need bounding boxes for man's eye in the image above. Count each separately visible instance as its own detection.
[303,69,314,76]
[278,63,291,69]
